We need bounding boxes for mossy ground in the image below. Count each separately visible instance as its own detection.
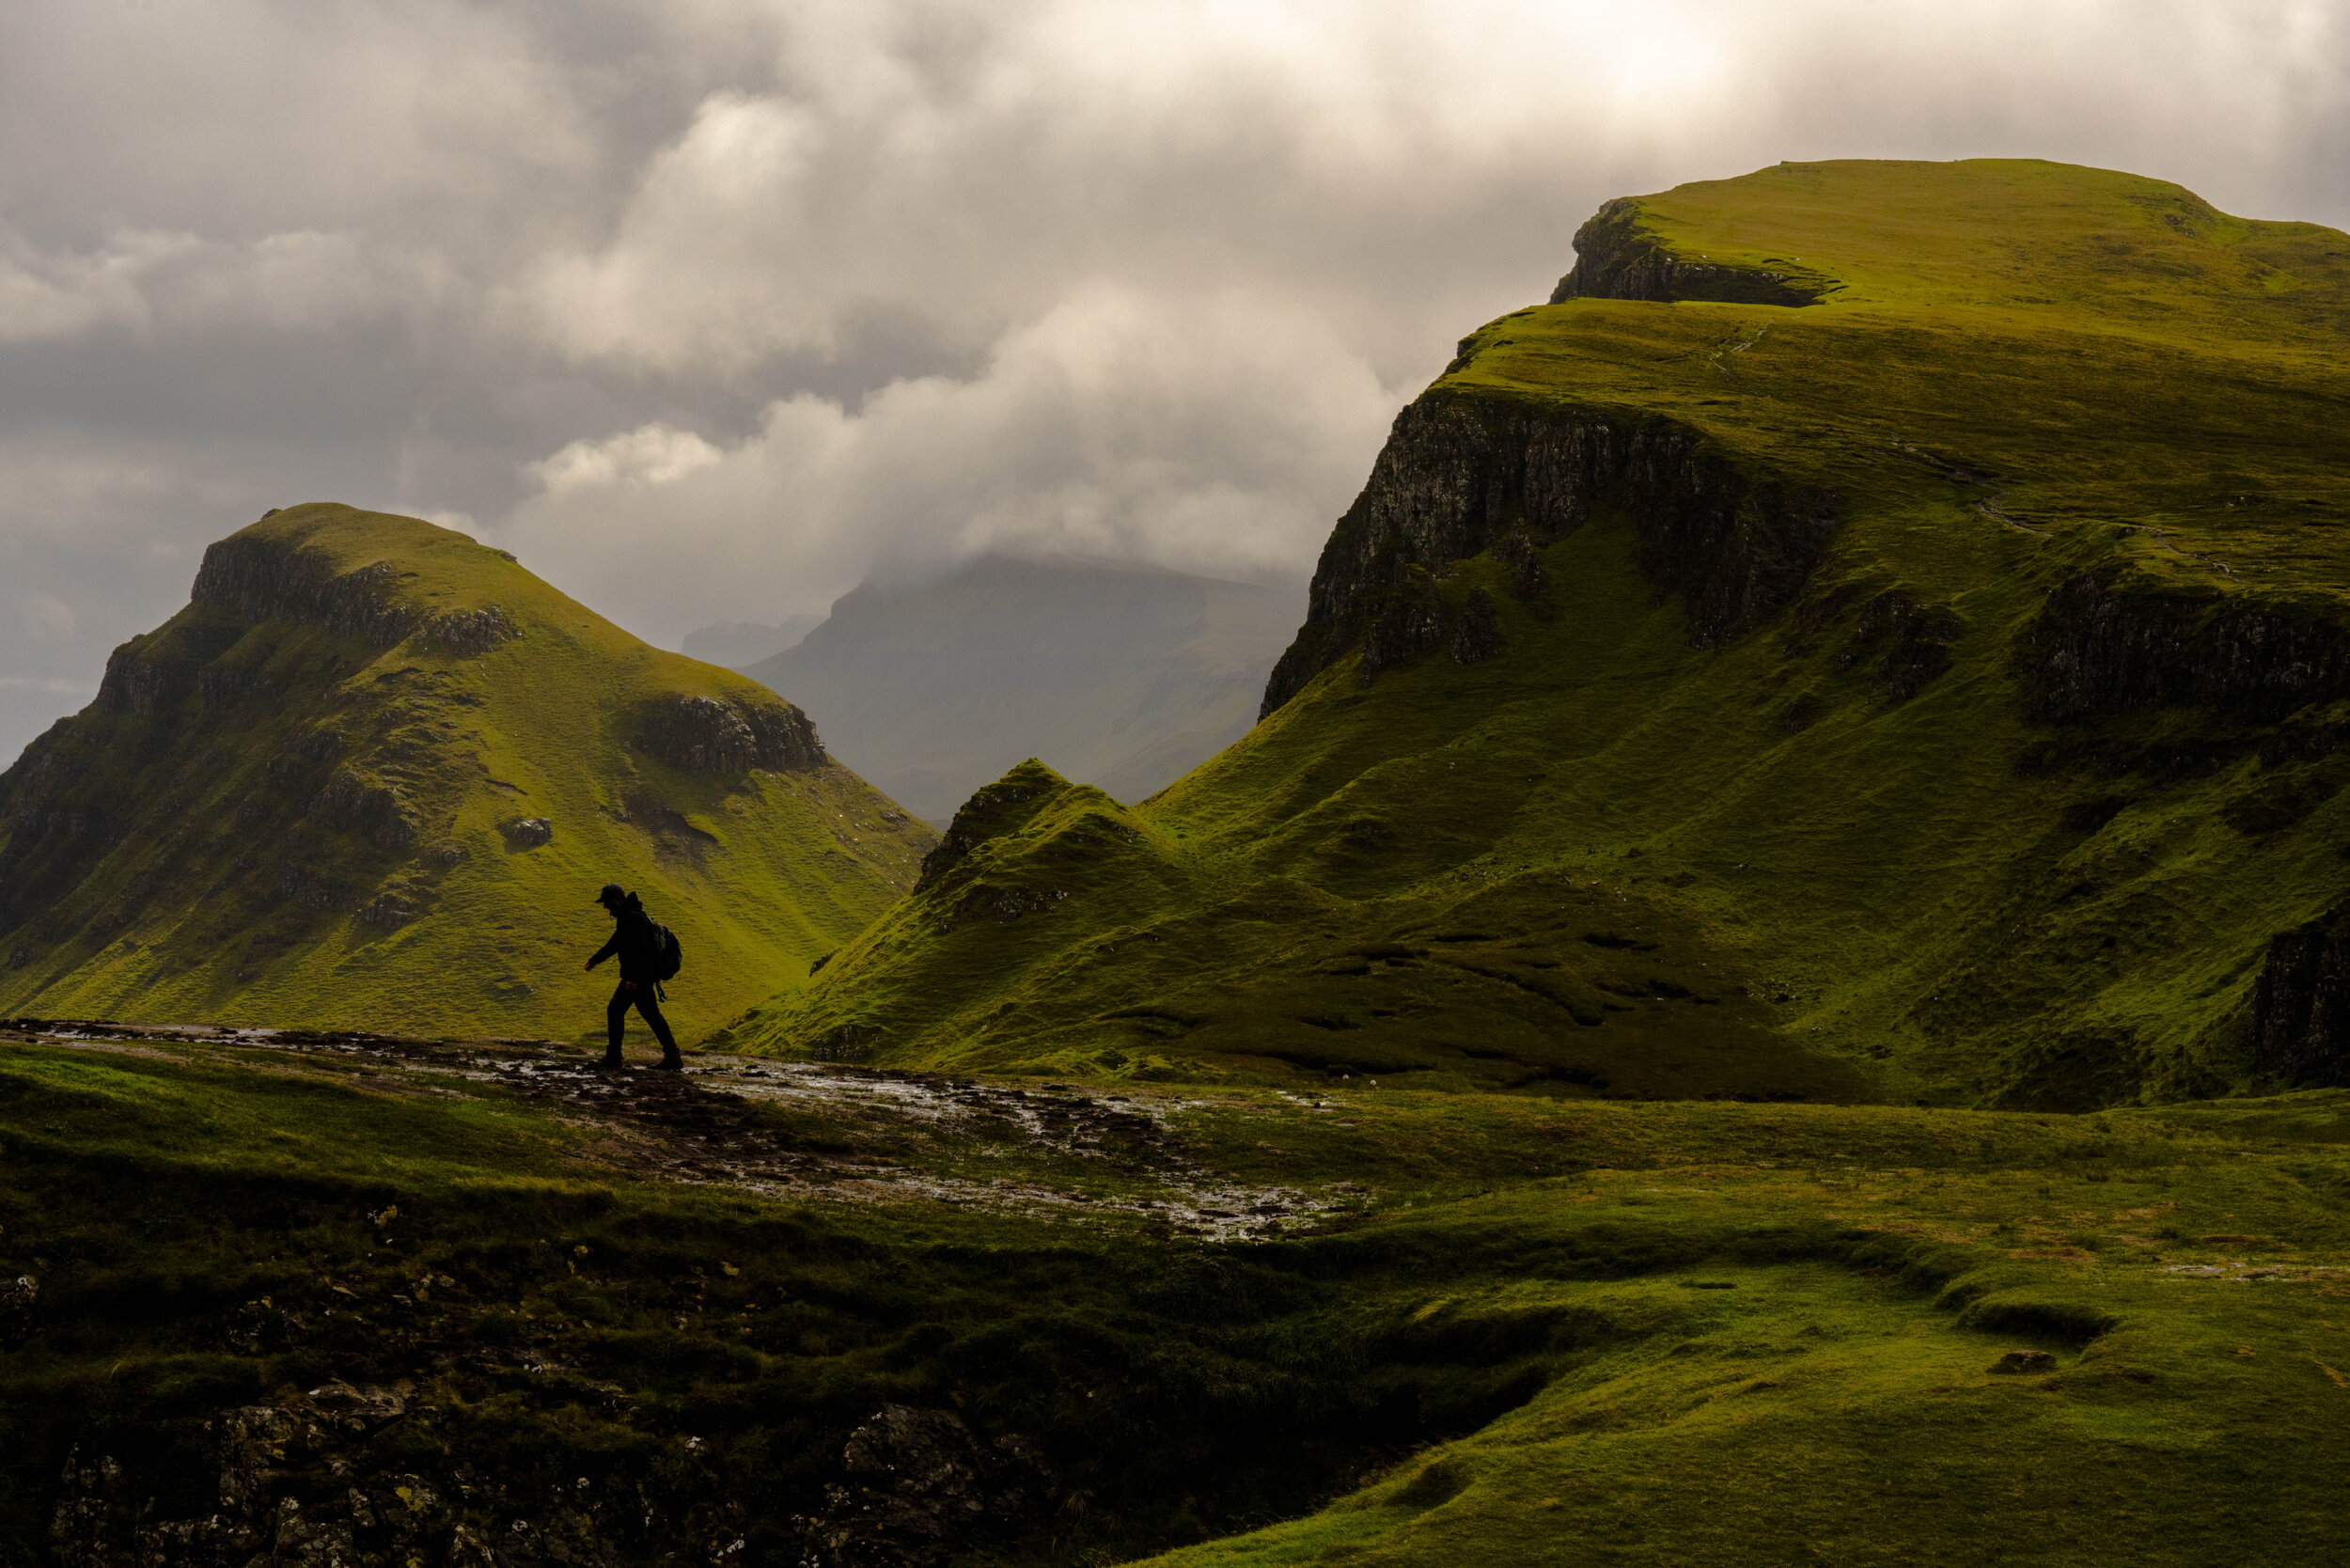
[0,505,933,1042]
[729,161,2350,1111]
[4,1027,2348,1565]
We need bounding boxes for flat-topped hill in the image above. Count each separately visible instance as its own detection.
[0,503,934,1037]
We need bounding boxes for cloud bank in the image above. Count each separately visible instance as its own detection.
[2,0,2345,758]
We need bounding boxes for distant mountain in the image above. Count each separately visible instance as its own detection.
[0,504,933,1037]
[738,557,1304,823]
[682,616,822,668]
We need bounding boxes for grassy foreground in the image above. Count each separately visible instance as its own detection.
[2,1027,2346,1565]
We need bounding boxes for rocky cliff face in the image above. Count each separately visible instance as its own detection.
[632,694,825,775]
[189,531,521,657]
[2248,906,2350,1087]
[1548,197,1836,307]
[1261,391,1838,714]
[2025,570,2350,724]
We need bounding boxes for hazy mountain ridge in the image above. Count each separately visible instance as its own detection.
[682,616,822,668]
[738,557,1303,822]
[0,504,933,1038]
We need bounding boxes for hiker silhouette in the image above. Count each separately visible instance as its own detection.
[587,883,682,1071]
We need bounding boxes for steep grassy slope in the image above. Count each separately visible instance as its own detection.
[725,160,2350,1109]
[5,1023,2348,1567]
[0,504,932,1039]
[739,557,1301,822]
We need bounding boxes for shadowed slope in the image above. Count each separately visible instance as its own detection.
[0,504,934,1038]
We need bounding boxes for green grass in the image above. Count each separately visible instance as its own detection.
[0,505,933,1040]
[5,1036,2349,1565]
[728,160,2350,1111]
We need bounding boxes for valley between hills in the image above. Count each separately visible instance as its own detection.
[5,157,2350,1566]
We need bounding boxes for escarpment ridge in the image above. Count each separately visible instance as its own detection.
[733,158,2350,1112]
[0,503,932,1037]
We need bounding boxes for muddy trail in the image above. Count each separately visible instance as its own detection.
[0,1017,1336,1240]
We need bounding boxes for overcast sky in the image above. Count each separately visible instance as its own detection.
[3,0,2345,763]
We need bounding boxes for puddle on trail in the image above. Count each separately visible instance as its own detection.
[1,1019,1332,1242]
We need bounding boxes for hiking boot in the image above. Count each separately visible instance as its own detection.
[654,1054,684,1072]
[599,1051,625,1071]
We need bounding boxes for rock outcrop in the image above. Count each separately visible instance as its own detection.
[1548,196,1837,307]
[797,1404,1057,1568]
[1262,391,1838,714]
[2248,906,2350,1087]
[50,1387,632,1568]
[192,535,419,648]
[914,761,1062,892]
[632,694,826,775]
[2025,571,2350,724]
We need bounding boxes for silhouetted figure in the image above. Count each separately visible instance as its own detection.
[587,883,682,1071]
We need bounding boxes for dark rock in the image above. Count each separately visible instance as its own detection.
[799,1404,1057,1568]
[1496,530,1550,602]
[503,816,555,848]
[2249,905,2350,1087]
[951,884,1070,925]
[632,694,826,775]
[1358,569,1446,682]
[1548,196,1837,307]
[1448,588,1505,666]
[193,537,418,647]
[422,605,521,655]
[1838,590,1966,699]
[915,763,1060,892]
[95,643,193,717]
[1988,1349,2059,1374]
[309,768,421,851]
[50,1391,624,1568]
[1261,391,1838,715]
[2025,570,2350,724]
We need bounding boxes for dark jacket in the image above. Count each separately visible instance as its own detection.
[589,895,663,983]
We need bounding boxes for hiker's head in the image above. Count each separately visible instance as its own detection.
[596,883,626,911]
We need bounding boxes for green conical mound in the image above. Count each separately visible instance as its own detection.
[0,503,934,1038]
[727,159,2350,1109]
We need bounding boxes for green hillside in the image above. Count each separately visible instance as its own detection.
[721,159,2350,1111]
[0,504,933,1039]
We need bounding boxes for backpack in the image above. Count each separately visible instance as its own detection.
[649,920,684,982]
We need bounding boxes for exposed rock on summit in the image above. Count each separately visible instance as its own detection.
[1549,196,1837,307]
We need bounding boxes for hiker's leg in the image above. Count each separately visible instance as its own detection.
[604,983,630,1064]
[637,990,682,1066]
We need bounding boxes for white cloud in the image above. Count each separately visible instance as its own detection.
[532,424,726,495]
[501,281,1398,636]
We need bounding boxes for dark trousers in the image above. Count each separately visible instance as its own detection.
[607,980,679,1058]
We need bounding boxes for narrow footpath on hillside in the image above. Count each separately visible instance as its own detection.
[0,1018,1331,1240]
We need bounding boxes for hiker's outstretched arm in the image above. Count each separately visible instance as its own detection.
[587,933,619,968]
